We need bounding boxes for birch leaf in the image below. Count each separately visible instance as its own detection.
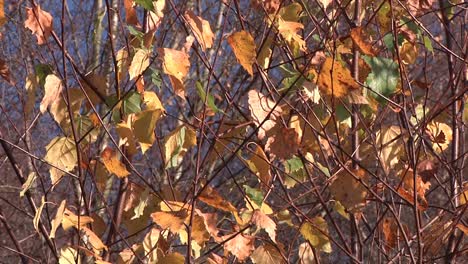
[44,137,77,185]
[129,48,150,80]
[300,216,332,253]
[227,31,256,76]
[24,5,53,45]
[50,200,66,239]
[40,74,63,113]
[185,11,214,51]
[251,244,284,264]
[100,147,130,178]
[158,48,190,97]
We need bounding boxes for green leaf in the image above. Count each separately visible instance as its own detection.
[34,64,53,87]
[134,0,154,11]
[363,55,399,103]
[107,91,142,122]
[148,67,162,89]
[196,81,221,113]
[243,185,264,207]
[284,156,307,188]
[423,35,433,53]
[127,25,145,39]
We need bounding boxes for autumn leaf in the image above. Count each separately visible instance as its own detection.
[82,226,107,252]
[33,196,46,233]
[50,200,66,239]
[318,57,360,98]
[242,143,272,188]
[0,58,12,84]
[381,217,410,250]
[143,228,160,262]
[116,117,138,156]
[300,216,332,253]
[185,11,214,51]
[146,0,165,32]
[250,210,276,242]
[164,125,197,167]
[426,121,452,153]
[199,185,237,213]
[248,89,283,140]
[80,73,108,106]
[100,147,130,178]
[298,242,315,263]
[24,5,53,45]
[227,31,256,76]
[376,125,404,174]
[265,123,300,160]
[62,209,94,231]
[40,74,63,113]
[158,48,190,97]
[157,252,185,263]
[59,246,79,264]
[129,48,150,80]
[124,0,139,26]
[400,40,418,64]
[329,168,368,213]
[151,210,188,234]
[133,109,163,154]
[350,27,376,56]
[396,168,431,210]
[44,136,77,185]
[251,244,284,264]
[222,232,255,261]
[277,19,306,52]
[0,0,6,27]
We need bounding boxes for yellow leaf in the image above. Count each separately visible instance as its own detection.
[116,48,130,82]
[257,37,273,69]
[129,48,150,80]
[400,40,418,64]
[278,3,302,22]
[33,196,46,233]
[116,117,138,156]
[49,88,84,128]
[376,125,404,174]
[40,74,63,113]
[143,228,160,262]
[459,183,468,205]
[101,147,130,178]
[44,137,78,185]
[426,121,452,153]
[300,216,332,253]
[62,209,94,231]
[50,200,66,239]
[80,73,108,105]
[317,57,359,98]
[227,31,256,76]
[184,11,214,51]
[158,48,190,97]
[24,5,53,45]
[59,246,80,264]
[329,168,368,213]
[164,125,197,166]
[133,109,163,154]
[151,210,188,234]
[157,252,185,264]
[0,0,6,26]
[143,91,164,111]
[277,19,306,52]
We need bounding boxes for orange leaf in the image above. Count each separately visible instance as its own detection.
[251,210,276,242]
[62,209,94,231]
[151,211,188,234]
[381,217,410,250]
[317,57,359,98]
[24,5,53,45]
[227,31,256,76]
[81,226,107,252]
[350,27,376,56]
[222,232,255,261]
[158,48,190,97]
[265,124,300,160]
[100,147,130,178]
[184,11,214,51]
[199,185,237,213]
[329,168,368,212]
[124,0,139,26]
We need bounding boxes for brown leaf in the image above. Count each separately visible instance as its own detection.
[317,57,359,98]
[350,27,376,56]
[151,211,188,234]
[251,0,281,13]
[158,48,190,97]
[381,217,410,250]
[49,200,66,239]
[329,168,368,213]
[417,159,438,182]
[222,232,255,261]
[100,147,130,178]
[0,58,12,84]
[397,168,431,210]
[24,5,53,45]
[81,226,107,252]
[62,209,94,231]
[250,244,284,264]
[0,0,6,26]
[227,31,256,76]
[185,11,214,51]
[124,0,139,26]
[243,143,272,188]
[199,186,237,213]
[265,124,300,160]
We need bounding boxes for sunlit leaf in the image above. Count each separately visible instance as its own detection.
[157,252,185,264]
[164,125,197,167]
[248,89,283,140]
[33,196,46,233]
[222,232,255,261]
[158,48,190,97]
[350,27,376,56]
[227,31,256,76]
[318,57,359,98]
[24,5,53,45]
[251,210,276,242]
[62,209,94,231]
[44,137,77,185]
[49,200,66,239]
[101,147,130,178]
[143,228,160,262]
[329,168,368,213]
[129,48,150,80]
[59,246,80,264]
[185,11,214,51]
[40,74,63,113]
[151,210,188,234]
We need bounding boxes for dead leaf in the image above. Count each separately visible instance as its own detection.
[247,89,283,140]
[251,0,281,13]
[129,48,150,80]
[82,226,107,252]
[317,57,359,98]
[0,0,6,26]
[397,168,431,210]
[250,244,284,264]
[330,168,368,213]
[151,211,188,234]
[426,121,452,152]
[350,27,376,56]
[157,252,185,263]
[376,125,404,174]
[100,147,130,178]
[265,124,300,160]
[222,232,255,261]
[251,210,276,242]
[199,186,237,213]
[277,19,306,52]
[124,0,139,26]
[146,0,165,32]
[298,242,315,263]
[40,74,63,113]
[62,209,94,231]
[381,217,410,250]
[400,40,418,64]
[185,11,214,51]
[24,5,53,45]
[143,228,160,262]
[227,31,256,76]
[50,200,66,239]
[158,48,190,97]
[243,143,272,188]
[0,58,12,84]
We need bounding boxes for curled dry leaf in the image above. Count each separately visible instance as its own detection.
[317,57,360,98]
[397,168,431,211]
[248,89,283,140]
[184,11,214,51]
[49,200,66,239]
[158,48,190,97]
[199,185,237,213]
[329,168,368,213]
[24,5,53,45]
[100,147,130,178]
[227,31,256,76]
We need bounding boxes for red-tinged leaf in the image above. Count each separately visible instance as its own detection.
[24,5,53,45]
